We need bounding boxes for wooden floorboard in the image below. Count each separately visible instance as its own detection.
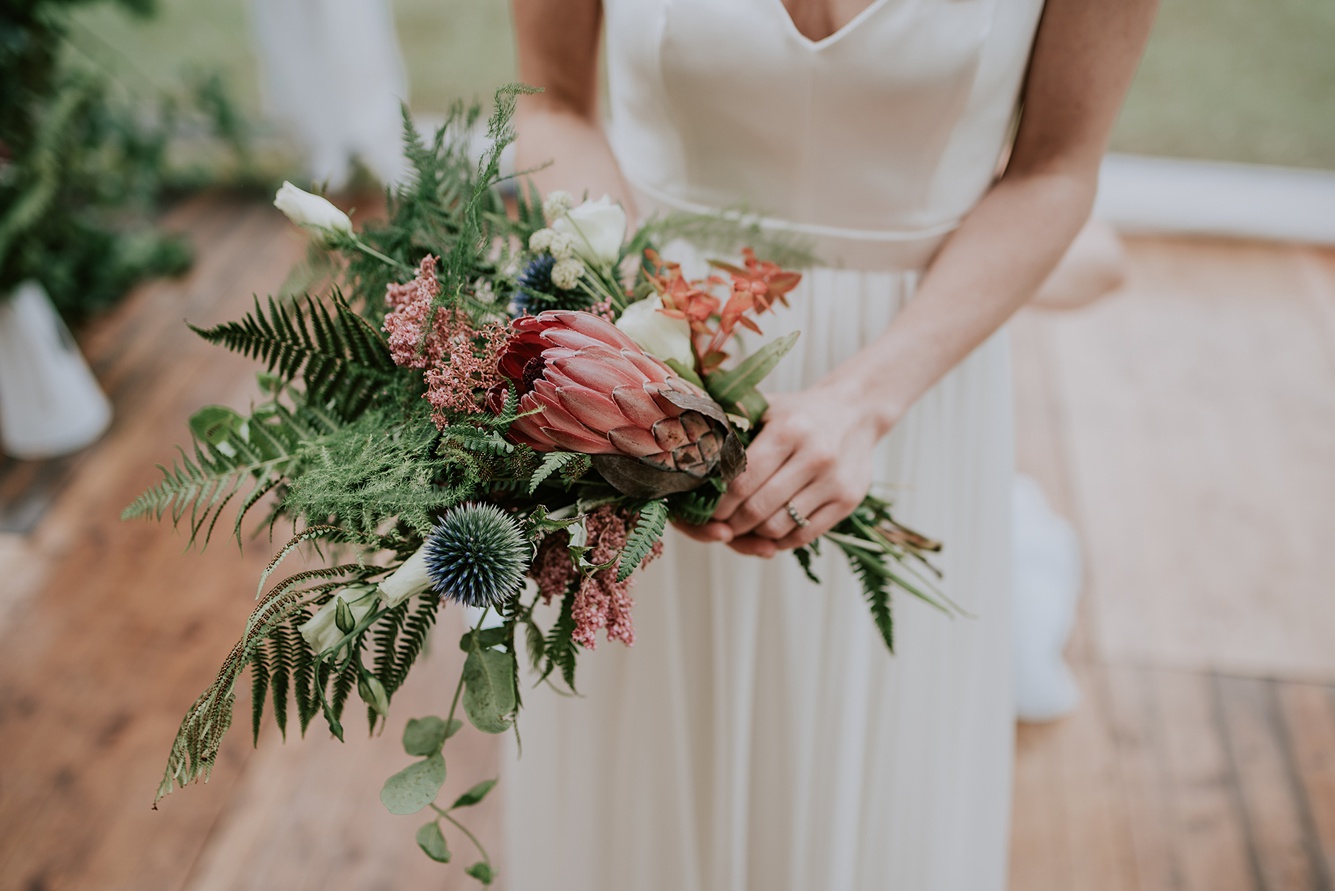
[1,205,1332,889]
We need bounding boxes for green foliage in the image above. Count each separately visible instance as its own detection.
[380,753,447,815]
[541,589,580,693]
[155,548,379,802]
[121,396,339,546]
[461,634,517,734]
[417,822,451,863]
[189,293,400,421]
[1,0,261,322]
[283,404,454,538]
[617,500,668,582]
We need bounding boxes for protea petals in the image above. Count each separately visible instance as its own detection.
[496,310,744,497]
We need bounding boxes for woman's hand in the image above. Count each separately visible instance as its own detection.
[675,382,890,558]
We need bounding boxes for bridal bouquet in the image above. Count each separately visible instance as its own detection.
[126,87,948,884]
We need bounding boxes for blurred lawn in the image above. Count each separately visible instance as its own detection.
[72,0,1334,169]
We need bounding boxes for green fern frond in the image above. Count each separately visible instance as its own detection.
[188,292,399,419]
[541,591,580,693]
[617,500,668,582]
[528,451,581,495]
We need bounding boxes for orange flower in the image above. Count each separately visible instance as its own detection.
[643,248,802,373]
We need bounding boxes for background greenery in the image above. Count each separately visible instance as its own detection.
[67,0,1335,169]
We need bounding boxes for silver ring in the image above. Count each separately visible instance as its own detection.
[785,501,810,528]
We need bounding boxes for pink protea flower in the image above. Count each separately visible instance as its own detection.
[492,310,744,498]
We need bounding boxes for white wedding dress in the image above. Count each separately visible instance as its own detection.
[504,0,1045,888]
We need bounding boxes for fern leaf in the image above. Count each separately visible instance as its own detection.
[541,592,579,693]
[617,500,668,582]
[528,451,580,495]
[188,293,398,420]
[249,646,269,746]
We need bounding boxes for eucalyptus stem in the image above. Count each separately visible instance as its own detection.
[445,811,492,866]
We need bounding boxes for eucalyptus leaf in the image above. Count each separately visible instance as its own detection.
[450,778,497,809]
[466,862,495,885]
[444,717,464,739]
[379,754,446,815]
[705,331,800,409]
[403,716,450,756]
[462,643,516,734]
[416,821,451,862]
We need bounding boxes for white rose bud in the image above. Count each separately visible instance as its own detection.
[528,228,556,253]
[542,189,574,219]
[550,257,586,291]
[552,195,627,267]
[378,546,433,608]
[300,591,377,655]
[615,295,695,368]
[273,182,353,243]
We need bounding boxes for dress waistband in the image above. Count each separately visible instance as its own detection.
[627,177,957,273]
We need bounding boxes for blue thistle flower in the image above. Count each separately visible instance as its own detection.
[511,254,594,315]
[518,254,557,295]
[424,503,530,608]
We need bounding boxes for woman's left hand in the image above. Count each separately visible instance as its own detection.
[680,383,887,558]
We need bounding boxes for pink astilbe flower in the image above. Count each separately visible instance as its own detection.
[423,320,508,426]
[384,255,445,368]
[384,255,508,426]
[530,529,578,604]
[569,507,665,649]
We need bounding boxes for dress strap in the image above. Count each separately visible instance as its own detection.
[627,175,958,272]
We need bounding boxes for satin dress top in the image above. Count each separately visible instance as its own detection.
[604,0,1046,270]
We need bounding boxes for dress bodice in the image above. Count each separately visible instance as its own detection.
[604,0,1045,268]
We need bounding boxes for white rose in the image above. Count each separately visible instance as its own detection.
[378,546,432,607]
[300,591,377,654]
[552,196,627,267]
[274,181,353,242]
[615,295,695,368]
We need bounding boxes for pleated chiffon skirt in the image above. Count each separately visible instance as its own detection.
[503,264,1015,891]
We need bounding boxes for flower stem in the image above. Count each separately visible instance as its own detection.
[351,237,415,274]
[432,806,493,868]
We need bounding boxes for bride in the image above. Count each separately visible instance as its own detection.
[502,0,1155,888]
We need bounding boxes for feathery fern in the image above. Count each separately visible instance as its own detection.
[190,292,400,420]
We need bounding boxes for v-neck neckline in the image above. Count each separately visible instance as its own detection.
[770,0,894,50]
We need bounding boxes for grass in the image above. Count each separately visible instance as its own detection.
[70,0,1335,169]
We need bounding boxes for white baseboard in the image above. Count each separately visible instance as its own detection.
[1096,154,1335,244]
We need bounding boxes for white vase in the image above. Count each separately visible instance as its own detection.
[0,280,113,459]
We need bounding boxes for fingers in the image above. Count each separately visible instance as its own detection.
[671,518,733,543]
[712,423,796,522]
[721,461,818,538]
[769,502,851,550]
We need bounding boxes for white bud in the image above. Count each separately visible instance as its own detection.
[300,591,377,655]
[273,181,353,243]
[542,189,574,219]
[548,231,577,261]
[550,257,586,291]
[378,546,433,608]
[528,228,556,253]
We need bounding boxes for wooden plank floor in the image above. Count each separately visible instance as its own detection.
[0,196,1332,889]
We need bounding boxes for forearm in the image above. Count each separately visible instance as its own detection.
[515,102,637,216]
[820,165,1095,435]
